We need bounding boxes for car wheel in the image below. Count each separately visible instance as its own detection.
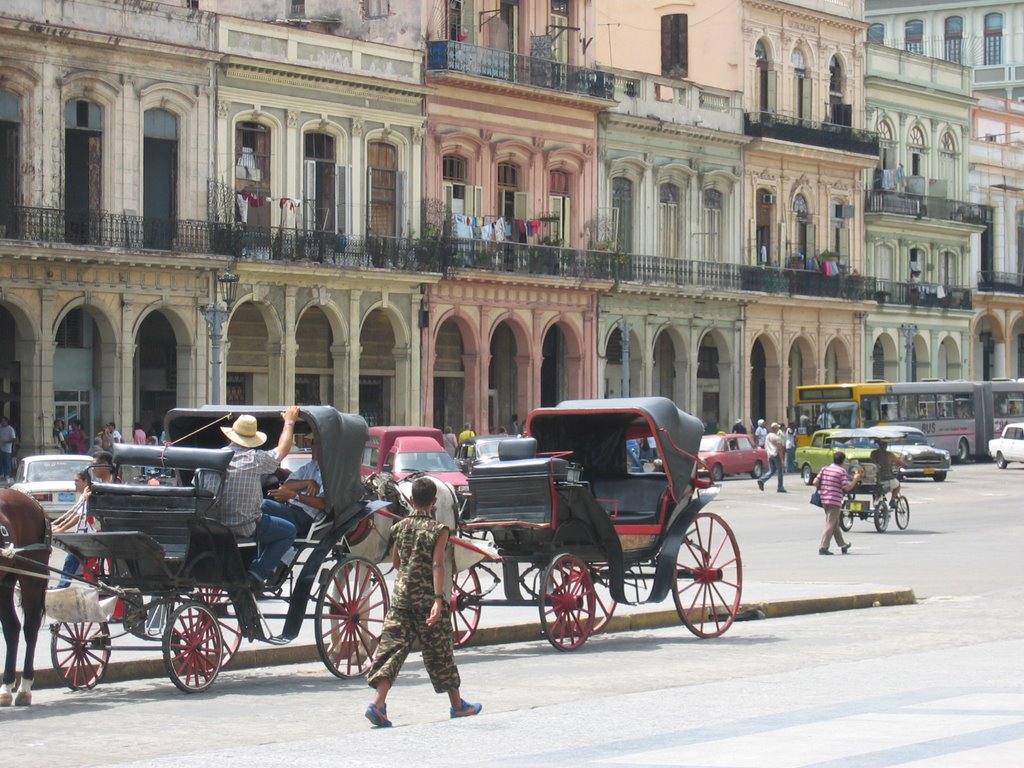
[932,472,947,482]
[750,461,764,479]
[996,452,1008,470]
[711,463,724,482]
[801,464,814,486]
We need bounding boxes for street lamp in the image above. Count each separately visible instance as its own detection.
[200,267,240,404]
[899,322,918,383]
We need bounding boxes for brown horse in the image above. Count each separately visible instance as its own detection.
[0,488,49,706]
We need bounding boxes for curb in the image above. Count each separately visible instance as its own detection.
[33,587,916,690]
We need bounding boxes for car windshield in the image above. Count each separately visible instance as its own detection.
[394,451,459,473]
[475,440,505,460]
[25,459,92,483]
[699,436,724,452]
[892,433,928,446]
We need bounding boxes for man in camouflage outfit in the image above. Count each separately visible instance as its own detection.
[364,476,481,727]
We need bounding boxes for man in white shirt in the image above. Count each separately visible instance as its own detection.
[756,422,786,493]
[0,417,15,482]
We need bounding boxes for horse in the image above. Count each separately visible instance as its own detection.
[0,488,50,706]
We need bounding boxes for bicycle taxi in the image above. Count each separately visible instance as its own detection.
[829,427,911,533]
[452,397,743,650]
[48,406,392,693]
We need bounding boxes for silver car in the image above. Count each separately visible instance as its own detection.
[887,427,951,482]
[11,454,94,518]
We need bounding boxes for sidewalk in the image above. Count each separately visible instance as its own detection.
[31,580,915,690]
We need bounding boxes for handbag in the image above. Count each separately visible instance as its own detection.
[810,490,823,507]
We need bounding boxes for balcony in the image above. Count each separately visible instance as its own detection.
[872,278,972,310]
[743,112,879,156]
[426,40,615,100]
[865,191,992,226]
[977,271,1024,295]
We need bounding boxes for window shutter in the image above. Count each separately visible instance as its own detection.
[513,191,529,220]
[806,222,816,255]
[443,182,454,214]
[472,185,483,217]
[749,219,757,262]
[800,76,813,120]
[562,196,571,246]
[767,70,778,112]
[336,163,351,234]
[779,221,786,261]
[838,226,850,261]
[396,170,406,237]
[366,167,374,232]
[304,159,316,230]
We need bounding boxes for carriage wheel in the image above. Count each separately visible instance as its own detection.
[315,556,389,679]
[451,565,483,648]
[538,553,596,651]
[894,497,910,530]
[50,622,111,691]
[162,601,223,694]
[588,563,618,633]
[194,588,242,668]
[873,502,890,533]
[674,512,742,638]
[839,509,854,532]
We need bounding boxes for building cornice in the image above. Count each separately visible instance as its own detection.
[221,59,431,103]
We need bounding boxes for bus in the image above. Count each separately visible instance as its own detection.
[794,380,1024,462]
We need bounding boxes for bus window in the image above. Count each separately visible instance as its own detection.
[880,395,897,422]
[954,394,972,419]
[936,394,953,419]
[898,395,916,420]
[862,396,879,426]
[918,395,935,419]
[995,392,1024,416]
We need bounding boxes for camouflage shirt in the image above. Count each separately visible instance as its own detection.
[390,513,447,611]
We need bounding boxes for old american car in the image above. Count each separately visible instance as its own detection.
[884,426,950,481]
[989,422,1024,469]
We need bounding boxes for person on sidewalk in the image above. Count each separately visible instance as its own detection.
[217,408,301,588]
[0,416,16,483]
[757,423,786,492]
[784,424,797,473]
[364,476,481,728]
[814,451,862,555]
[754,418,768,447]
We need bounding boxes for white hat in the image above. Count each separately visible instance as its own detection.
[757,419,765,425]
[221,414,267,448]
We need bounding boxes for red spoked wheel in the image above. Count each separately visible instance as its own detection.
[451,565,483,648]
[193,588,242,668]
[315,556,389,679]
[538,553,596,651]
[50,622,111,690]
[162,601,224,693]
[673,512,743,638]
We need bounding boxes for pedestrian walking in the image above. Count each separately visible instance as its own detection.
[785,424,797,472]
[754,418,768,447]
[0,416,16,482]
[53,418,68,454]
[458,422,476,445]
[756,423,786,492]
[814,451,861,555]
[364,476,481,727]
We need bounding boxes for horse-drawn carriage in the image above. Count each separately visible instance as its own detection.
[47,406,393,693]
[452,397,743,650]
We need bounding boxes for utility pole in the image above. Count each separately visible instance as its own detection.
[620,319,632,397]
[899,323,918,382]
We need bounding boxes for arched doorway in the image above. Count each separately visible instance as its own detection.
[433,318,466,431]
[489,322,518,434]
[604,323,643,398]
[0,305,23,438]
[871,335,898,381]
[697,334,723,431]
[912,334,930,381]
[749,338,767,425]
[295,306,333,405]
[787,337,815,424]
[540,324,566,407]
[54,305,116,436]
[359,308,398,426]
[652,330,677,401]
[135,311,178,436]
[938,336,960,380]
[225,303,275,406]
[823,338,851,384]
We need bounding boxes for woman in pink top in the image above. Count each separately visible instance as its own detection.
[813,451,861,556]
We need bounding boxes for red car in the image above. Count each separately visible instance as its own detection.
[698,433,767,481]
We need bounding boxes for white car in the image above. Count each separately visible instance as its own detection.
[11,454,94,519]
[989,422,1024,468]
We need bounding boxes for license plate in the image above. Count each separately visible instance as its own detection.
[850,501,865,512]
[923,467,934,475]
[58,492,76,503]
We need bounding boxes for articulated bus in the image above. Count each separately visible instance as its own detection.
[794,380,1024,461]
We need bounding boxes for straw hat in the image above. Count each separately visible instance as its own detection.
[770,422,780,430]
[221,414,267,448]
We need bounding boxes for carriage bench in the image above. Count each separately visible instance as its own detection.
[466,457,571,526]
[590,474,671,526]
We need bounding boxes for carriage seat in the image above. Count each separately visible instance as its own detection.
[590,474,669,525]
[467,457,569,526]
[497,437,537,461]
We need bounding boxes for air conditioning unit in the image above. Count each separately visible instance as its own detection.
[762,193,776,204]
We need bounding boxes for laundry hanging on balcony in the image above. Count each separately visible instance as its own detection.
[236,191,273,223]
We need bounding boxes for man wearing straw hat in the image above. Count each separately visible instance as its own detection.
[219,406,301,589]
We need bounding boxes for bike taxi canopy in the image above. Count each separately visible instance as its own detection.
[524,397,703,504]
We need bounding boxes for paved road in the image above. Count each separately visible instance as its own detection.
[6,462,1023,766]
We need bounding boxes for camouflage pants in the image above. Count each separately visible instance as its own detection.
[366,603,460,694]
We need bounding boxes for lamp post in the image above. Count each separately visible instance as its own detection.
[899,322,918,383]
[200,268,240,404]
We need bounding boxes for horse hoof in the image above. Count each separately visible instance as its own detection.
[14,691,31,706]
[0,693,11,707]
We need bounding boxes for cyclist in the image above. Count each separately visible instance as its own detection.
[868,442,901,508]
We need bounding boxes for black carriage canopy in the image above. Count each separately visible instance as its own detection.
[164,405,369,521]
[525,397,703,502]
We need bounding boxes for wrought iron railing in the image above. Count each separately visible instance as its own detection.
[977,271,1024,294]
[0,205,975,309]
[865,191,992,225]
[426,40,615,100]
[743,111,879,155]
